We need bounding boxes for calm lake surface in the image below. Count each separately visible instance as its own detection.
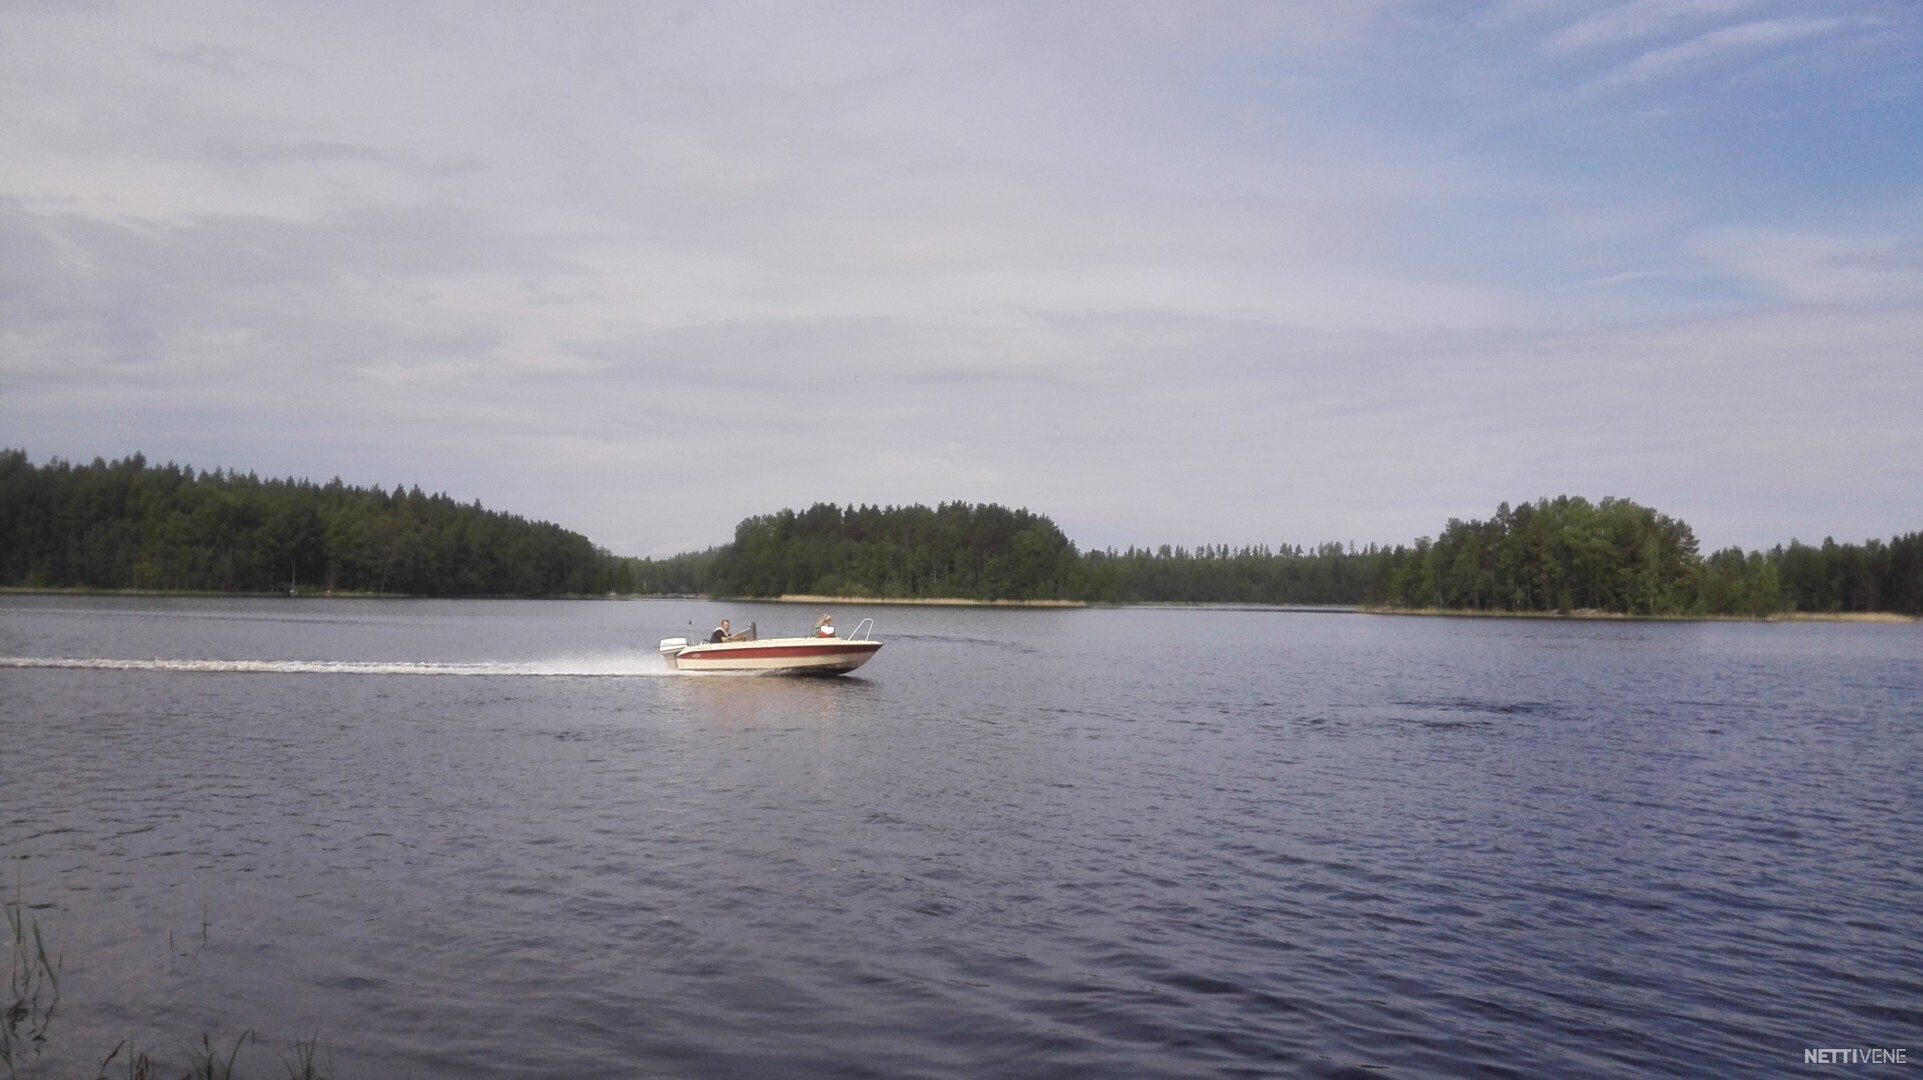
[1,596,1918,1078]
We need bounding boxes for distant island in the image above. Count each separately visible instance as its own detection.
[1365,496,1919,619]
[2,450,1916,618]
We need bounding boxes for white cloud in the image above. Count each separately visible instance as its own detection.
[1,0,1918,555]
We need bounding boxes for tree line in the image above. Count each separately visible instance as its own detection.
[0,450,626,596]
[705,501,1384,604]
[4,451,1914,614]
[1365,496,1921,617]
[706,498,1919,615]
[708,502,1083,601]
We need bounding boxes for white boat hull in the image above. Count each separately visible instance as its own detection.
[661,635,882,675]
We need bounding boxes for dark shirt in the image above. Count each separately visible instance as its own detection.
[710,626,728,643]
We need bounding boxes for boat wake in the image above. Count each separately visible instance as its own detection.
[0,656,672,677]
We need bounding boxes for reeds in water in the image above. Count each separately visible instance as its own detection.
[8,885,331,1080]
[3,879,61,1078]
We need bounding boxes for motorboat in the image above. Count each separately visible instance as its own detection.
[659,618,881,676]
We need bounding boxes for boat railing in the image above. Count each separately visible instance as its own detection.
[846,618,875,642]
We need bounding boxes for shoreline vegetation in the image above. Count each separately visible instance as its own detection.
[5,586,1907,623]
[3,451,1918,619]
[772,594,1085,608]
[1361,606,1916,624]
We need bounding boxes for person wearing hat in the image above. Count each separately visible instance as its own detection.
[815,613,836,637]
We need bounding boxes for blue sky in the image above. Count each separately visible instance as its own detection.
[2,1,1918,556]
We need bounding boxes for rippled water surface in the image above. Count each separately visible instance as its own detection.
[2,596,1918,1077]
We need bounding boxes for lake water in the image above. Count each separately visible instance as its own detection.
[1,596,1917,1078]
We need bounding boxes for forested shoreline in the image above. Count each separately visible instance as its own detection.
[2,452,1916,615]
[702,497,1920,616]
[706,502,1377,605]
[0,451,624,596]
[1364,496,1921,617]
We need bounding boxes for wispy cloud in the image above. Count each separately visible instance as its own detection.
[152,43,282,78]
[1541,0,1757,56]
[1692,226,1923,306]
[1592,17,1854,90]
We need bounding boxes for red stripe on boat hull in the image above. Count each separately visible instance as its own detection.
[669,638,883,675]
[678,643,881,662]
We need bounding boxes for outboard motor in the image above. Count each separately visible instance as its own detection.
[658,637,688,658]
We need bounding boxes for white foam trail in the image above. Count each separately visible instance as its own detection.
[0,656,673,677]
